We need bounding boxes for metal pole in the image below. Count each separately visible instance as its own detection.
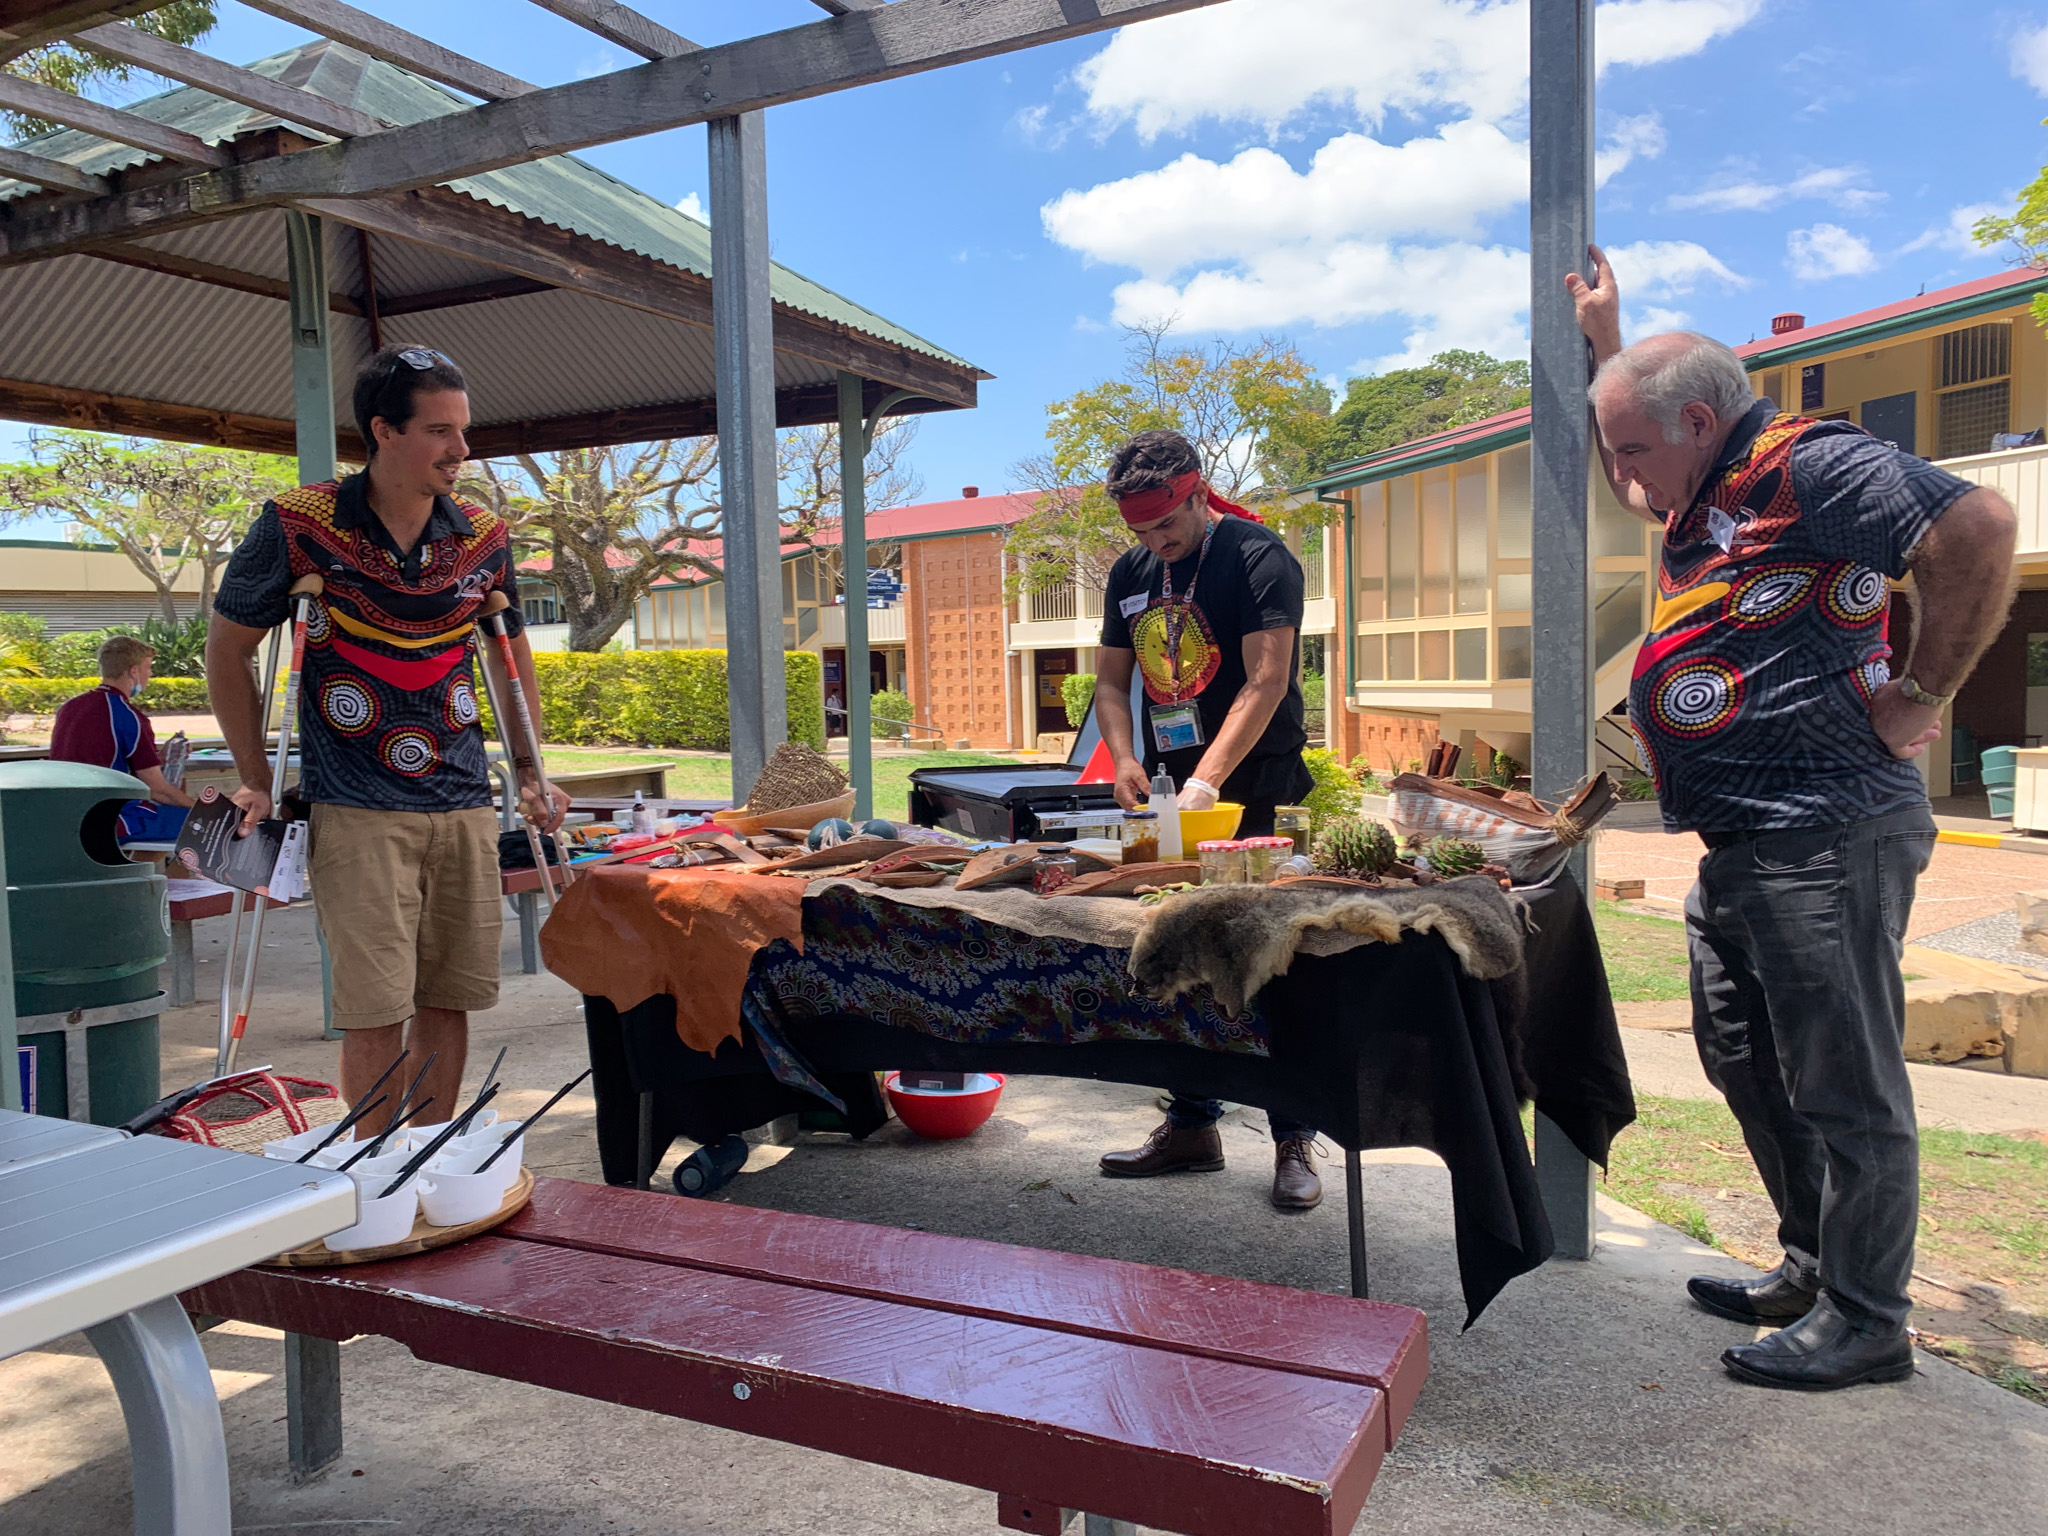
[285,209,336,485]
[837,372,873,821]
[1529,0,1599,1259]
[0,792,17,1113]
[709,112,786,802]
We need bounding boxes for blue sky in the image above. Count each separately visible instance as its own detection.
[6,0,2048,530]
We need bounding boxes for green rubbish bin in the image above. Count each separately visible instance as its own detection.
[3,761,169,1125]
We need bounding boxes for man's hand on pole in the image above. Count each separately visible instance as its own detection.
[1564,242,1623,367]
[521,779,571,834]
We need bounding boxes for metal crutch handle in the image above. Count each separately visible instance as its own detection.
[222,574,325,1075]
[475,593,561,910]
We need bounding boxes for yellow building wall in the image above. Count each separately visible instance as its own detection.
[0,543,206,595]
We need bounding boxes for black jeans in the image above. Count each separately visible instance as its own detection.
[1686,807,1936,1333]
[1166,1096,1313,1143]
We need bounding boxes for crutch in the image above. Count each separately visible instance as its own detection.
[473,591,567,911]
[214,619,286,1071]
[217,573,324,1076]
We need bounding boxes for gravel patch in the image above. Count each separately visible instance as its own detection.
[1913,909,2048,977]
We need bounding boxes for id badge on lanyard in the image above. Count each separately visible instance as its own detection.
[1151,523,1215,755]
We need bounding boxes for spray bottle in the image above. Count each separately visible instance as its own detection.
[1148,767,1183,860]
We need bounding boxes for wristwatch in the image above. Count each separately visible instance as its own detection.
[1897,676,1952,709]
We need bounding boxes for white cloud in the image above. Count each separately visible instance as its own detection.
[674,191,708,224]
[1596,114,1667,186]
[1667,163,1881,213]
[1042,120,1527,278]
[1072,0,1762,140]
[1786,223,1878,280]
[1624,305,1694,342]
[1605,238,1748,298]
[1902,201,2005,257]
[2013,21,2048,94]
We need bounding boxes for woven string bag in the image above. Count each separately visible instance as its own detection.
[153,1071,344,1153]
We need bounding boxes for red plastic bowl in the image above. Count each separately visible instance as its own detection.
[884,1072,1005,1140]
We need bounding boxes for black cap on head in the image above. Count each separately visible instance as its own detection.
[352,345,466,457]
[1106,429,1200,501]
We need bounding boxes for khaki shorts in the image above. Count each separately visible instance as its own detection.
[309,803,502,1029]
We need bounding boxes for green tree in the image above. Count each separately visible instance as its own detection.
[1972,172,2048,333]
[1006,324,1324,599]
[1304,350,1532,477]
[0,432,294,622]
[3,6,218,136]
[464,420,918,653]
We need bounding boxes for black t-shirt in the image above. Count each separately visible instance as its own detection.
[1099,514,1311,812]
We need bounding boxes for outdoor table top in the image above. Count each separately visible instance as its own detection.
[0,1112,121,1177]
[0,1111,355,1357]
[565,796,730,816]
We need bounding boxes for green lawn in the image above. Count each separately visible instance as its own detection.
[1594,900,1691,1002]
[543,746,1023,823]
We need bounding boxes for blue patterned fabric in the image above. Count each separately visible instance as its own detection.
[747,883,1267,1057]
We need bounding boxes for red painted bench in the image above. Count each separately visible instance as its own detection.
[186,1176,1428,1536]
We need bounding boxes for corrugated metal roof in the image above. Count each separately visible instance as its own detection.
[0,39,980,372]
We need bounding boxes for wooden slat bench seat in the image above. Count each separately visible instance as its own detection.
[185,1176,1428,1536]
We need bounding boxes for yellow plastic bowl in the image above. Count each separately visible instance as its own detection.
[1176,802,1244,844]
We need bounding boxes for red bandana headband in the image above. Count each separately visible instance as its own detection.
[1112,469,1263,528]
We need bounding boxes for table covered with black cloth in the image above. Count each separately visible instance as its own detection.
[582,876,1632,1323]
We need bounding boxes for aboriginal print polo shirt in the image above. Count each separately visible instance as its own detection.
[1627,399,1972,834]
[214,473,523,813]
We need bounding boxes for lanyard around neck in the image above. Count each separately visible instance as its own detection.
[1159,518,1216,691]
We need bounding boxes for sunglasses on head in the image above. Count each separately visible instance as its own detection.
[376,346,453,391]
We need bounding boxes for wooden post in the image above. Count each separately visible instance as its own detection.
[1529,0,1599,1260]
[838,372,873,820]
[709,112,785,801]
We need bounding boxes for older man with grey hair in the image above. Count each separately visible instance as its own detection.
[1567,247,2017,1390]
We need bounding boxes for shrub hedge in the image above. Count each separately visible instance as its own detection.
[0,677,212,713]
[2,650,827,753]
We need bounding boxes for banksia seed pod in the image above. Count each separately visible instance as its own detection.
[1312,817,1398,877]
[1423,836,1487,878]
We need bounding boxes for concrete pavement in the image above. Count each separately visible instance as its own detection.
[1,902,2042,1535]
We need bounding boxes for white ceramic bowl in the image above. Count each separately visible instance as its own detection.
[441,1129,523,1193]
[262,1124,340,1161]
[402,1109,498,1151]
[323,1173,418,1251]
[417,1167,503,1227]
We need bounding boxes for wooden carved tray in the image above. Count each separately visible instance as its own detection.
[260,1166,535,1268]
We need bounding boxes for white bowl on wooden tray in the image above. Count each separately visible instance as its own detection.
[440,1129,524,1194]
[324,1173,419,1252]
[417,1168,504,1227]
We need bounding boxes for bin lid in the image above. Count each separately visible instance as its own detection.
[0,761,149,796]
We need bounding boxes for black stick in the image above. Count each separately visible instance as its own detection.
[337,1098,434,1170]
[297,1094,387,1164]
[474,1068,592,1174]
[295,1047,410,1162]
[475,1045,508,1105]
[366,1050,438,1157]
[375,1084,501,1199]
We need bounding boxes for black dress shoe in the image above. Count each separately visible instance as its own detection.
[1099,1119,1225,1177]
[1687,1268,1819,1325]
[1722,1296,1915,1392]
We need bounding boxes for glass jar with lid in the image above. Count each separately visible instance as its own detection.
[1033,852,1078,895]
[1197,839,1245,885]
[1241,835,1294,884]
[1121,810,1161,865]
[1272,805,1312,859]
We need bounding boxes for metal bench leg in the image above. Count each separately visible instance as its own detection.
[637,1091,655,1191]
[1082,1518,1136,1536]
[285,1332,342,1483]
[1345,1146,1369,1299]
[1536,1110,1596,1260]
[516,891,540,975]
[83,1296,232,1536]
[167,921,196,1009]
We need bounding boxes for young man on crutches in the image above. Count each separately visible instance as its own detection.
[206,346,568,1135]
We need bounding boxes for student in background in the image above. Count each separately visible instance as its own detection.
[48,634,196,842]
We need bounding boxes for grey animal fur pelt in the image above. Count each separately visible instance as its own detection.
[1127,877,1528,1017]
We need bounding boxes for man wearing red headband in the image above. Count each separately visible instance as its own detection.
[1092,429,1322,1209]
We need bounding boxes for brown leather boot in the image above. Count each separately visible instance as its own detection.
[1099,1119,1225,1177]
[1272,1137,1323,1209]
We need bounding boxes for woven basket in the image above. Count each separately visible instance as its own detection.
[154,1071,344,1153]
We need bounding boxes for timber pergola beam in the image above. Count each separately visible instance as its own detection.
[67,20,388,139]
[525,0,695,59]
[238,0,535,100]
[292,184,987,405]
[0,67,227,165]
[0,1,151,64]
[0,375,955,458]
[0,0,1228,263]
[0,142,104,193]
